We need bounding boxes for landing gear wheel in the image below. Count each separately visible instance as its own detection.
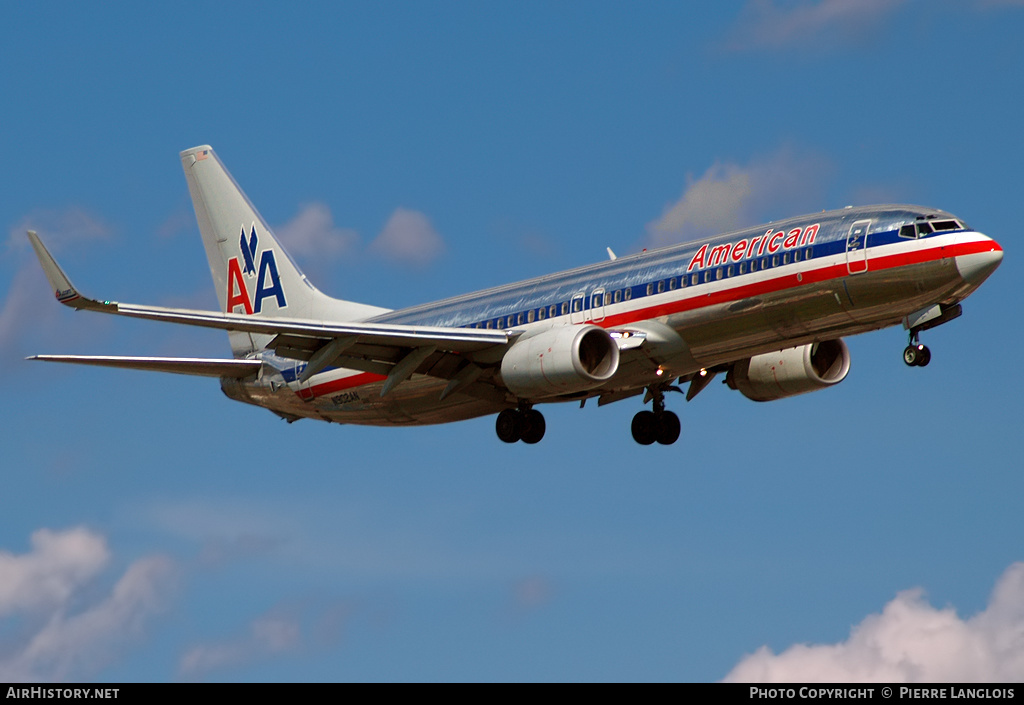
[495,409,522,443]
[903,344,931,367]
[520,409,546,444]
[917,345,931,367]
[631,411,658,446]
[655,411,681,445]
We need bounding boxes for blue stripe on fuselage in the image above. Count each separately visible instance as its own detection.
[367,205,960,330]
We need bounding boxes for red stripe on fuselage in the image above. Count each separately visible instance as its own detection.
[297,237,997,401]
[299,371,387,400]
[597,237,995,328]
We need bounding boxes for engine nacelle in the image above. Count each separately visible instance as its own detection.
[501,324,620,399]
[727,339,850,402]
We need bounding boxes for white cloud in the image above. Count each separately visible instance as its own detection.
[369,207,445,267]
[7,207,113,252]
[726,0,905,51]
[646,146,830,248]
[0,528,108,617]
[274,202,360,260]
[723,562,1024,683]
[179,611,301,679]
[0,528,176,682]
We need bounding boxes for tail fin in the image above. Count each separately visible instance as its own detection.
[180,146,388,355]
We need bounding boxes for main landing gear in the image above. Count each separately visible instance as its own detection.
[630,385,680,446]
[903,331,931,367]
[495,406,546,444]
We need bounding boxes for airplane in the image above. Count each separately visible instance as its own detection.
[27,145,1003,445]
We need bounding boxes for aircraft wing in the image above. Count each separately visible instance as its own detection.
[28,355,263,378]
[28,231,508,350]
[28,231,511,393]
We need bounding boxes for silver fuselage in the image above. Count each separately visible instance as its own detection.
[224,205,1002,425]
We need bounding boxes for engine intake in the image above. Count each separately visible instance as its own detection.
[727,339,850,402]
[501,324,619,399]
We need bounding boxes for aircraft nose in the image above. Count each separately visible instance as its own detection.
[955,234,1003,286]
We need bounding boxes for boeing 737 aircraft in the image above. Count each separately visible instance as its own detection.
[28,146,1003,445]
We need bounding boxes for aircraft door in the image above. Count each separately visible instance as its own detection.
[570,292,586,324]
[846,219,871,275]
[590,288,606,323]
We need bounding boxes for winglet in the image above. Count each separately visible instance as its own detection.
[26,231,115,312]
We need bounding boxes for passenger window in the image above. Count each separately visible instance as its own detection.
[899,224,917,239]
[668,277,677,291]
[572,299,582,313]
[527,310,535,323]
[517,313,524,325]
[550,305,558,318]
[646,283,653,296]
[537,308,545,321]
[691,274,699,286]
[726,265,734,277]
[680,276,687,288]
[805,247,813,259]
[486,321,494,329]
[561,302,569,316]
[716,268,723,281]
[613,290,622,303]
[782,253,790,265]
[772,255,779,267]
[704,271,712,283]
[593,292,603,307]
[739,262,746,275]
[624,288,632,301]
[657,281,665,294]
[794,250,802,262]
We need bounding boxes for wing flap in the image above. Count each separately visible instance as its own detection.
[28,355,262,378]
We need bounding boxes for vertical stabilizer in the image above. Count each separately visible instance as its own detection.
[180,146,388,355]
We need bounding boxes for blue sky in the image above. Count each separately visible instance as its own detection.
[2,0,1023,682]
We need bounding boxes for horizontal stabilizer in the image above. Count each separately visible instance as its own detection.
[28,355,262,378]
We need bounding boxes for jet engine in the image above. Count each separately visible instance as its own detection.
[501,324,619,398]
[726,339,850,402]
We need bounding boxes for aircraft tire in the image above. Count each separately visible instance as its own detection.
[917,346,931,367]
[904,345,932,367]
[655,411,681,445]
[520,409,546,444]
[631,411,657,445]
[496,409,522,443]
[903,345,919,366]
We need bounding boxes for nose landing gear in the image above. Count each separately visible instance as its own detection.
[903,331,931,367]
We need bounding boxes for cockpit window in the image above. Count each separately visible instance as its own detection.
[930,219,959,231]
[916,221,934,235]
[899,224,917,239]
